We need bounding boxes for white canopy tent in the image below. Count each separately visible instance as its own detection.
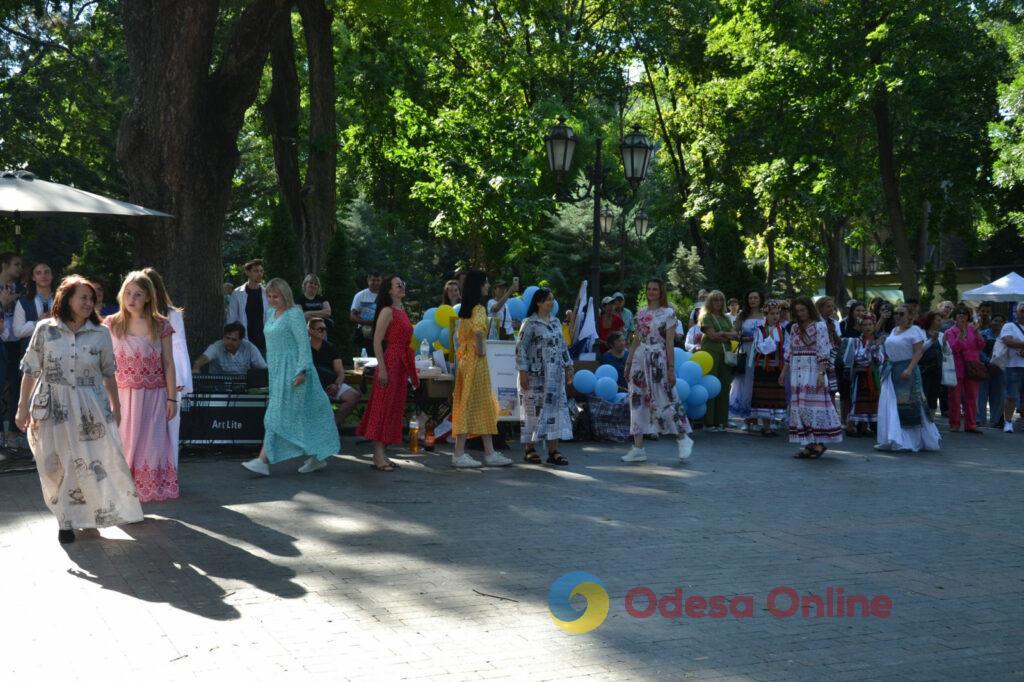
[961,272,1024,302]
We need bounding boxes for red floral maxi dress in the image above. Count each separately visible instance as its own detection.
[104,318,179,502]
[628,306,690,436]
[356,306,417,444]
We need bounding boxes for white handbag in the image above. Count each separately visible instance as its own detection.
[940,336,958,387]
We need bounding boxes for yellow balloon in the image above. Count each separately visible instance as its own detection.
[435,304,456,327]
[410,336,419,351]
[433,340,444,351]
[692,350,714,375]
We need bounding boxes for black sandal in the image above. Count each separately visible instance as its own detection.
[546,451,569,466]
[808,445,826,459]
[369,460,399,471]
[524,444,541,464]
[793,447,813,459]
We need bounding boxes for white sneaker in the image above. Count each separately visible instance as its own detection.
[621,446,647,463]
[483,452,512,467]
[242,458,270,476]
[297,456,327,474]
[1004,421,1014,433]
[452,453,482,468]
[677,435,693,460]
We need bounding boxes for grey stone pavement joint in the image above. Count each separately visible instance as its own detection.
[1,425,1022,681]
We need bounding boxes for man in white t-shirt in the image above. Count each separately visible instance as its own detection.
[349,271,382,354]
[999,303,1024,432]
[487,279,519,339]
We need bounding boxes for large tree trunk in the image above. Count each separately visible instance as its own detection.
[821,216,848,305]
[296,0,337,275]
[118,0,286,346]
[868,43,918,300]
[262,0,337,276]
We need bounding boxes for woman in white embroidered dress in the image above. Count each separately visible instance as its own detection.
[16,276,143,544]
[780,296,843,458]
[728,289,765,428]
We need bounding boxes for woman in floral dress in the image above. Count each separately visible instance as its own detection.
[355,274,417,471]
[516,287,574,465]
[17,276,143,544]
[104,271,179,501]
[450,270,510,468]
[781,296,843,458]
[622,278,694,463]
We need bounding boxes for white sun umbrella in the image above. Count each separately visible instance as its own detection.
[961,272,1024,303]
[0,169,173,248]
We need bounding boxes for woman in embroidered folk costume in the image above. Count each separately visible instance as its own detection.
[450,270,510,468]
[242,278,340,476]
[843,313,885,436]
[621,278,694,463]
[517,287,574,466]
[728,289,766,429]
[749,301,787,435]
[875,304,941,452]
[17,276,144,544]
[780,296,843,458]
[102,272,178,501]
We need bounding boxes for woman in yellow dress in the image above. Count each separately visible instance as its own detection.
[451,270,511,468]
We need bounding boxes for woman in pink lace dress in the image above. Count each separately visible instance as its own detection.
[103,271,178,501]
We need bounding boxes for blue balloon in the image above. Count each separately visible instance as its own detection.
[438,328,451,350]
[680,361,703,386]
[507,297,527,322]
[552,299,559,317]
[414,319,441,343]
[687,402,707,420]
[686,384,709,408]
[675,379,691,404]
[595,376,618,401]
[453,303,461,314]
[615,392,628,404]
[673,347,686,368]
[423,307,438,325]
[595,364,618,381]
[572,369,596,394]
[523,286,539,306]
[700,374,721,399]
[679,350,692,365]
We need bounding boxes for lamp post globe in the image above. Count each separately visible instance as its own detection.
[634,208,649,238]
[600,205,616,236]
[620,124,654,189]
[544,116,577,178]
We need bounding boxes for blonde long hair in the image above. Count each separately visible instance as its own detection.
[698,290,727,328]
[108,271,167,340]
[266,277,296,309]
[142,267,181,316]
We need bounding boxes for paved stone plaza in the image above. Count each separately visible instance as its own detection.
[1,425,1022,681]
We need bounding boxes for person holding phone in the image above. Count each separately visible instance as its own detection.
[488,277,520,340]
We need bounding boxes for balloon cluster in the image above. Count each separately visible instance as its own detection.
[506,284,558,322]
[411,305,460,351]
[571,348,719,418]
[672,348,720,420]
[572,364,627,403]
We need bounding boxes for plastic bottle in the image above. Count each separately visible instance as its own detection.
[408,417,420,453]
[420,339,430,361]
[424,417,436,451]
[360,347,368,358]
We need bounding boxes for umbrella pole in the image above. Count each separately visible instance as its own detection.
[14,211,22,253]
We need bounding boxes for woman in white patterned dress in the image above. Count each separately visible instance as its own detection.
[16,276,143,544]
[516,288,574,465]
[728,289,765,427]
[780,296,843,458]
[622,279,694,463]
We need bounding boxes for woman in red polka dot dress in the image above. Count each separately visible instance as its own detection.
[356,275,418,471]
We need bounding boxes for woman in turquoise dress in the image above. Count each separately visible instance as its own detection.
[242,278,340,476]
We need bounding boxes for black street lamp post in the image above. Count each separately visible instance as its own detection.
[544,117,654,303]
